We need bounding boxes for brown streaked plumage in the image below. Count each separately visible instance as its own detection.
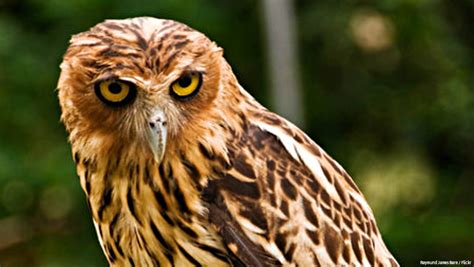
[57,17,398,266]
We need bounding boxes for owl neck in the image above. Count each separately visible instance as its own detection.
[71,113,236,224]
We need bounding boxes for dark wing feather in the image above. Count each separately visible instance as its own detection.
[202,110,398,266]
[202,178,280,267]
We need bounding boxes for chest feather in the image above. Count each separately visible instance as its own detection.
[75,154,230,267]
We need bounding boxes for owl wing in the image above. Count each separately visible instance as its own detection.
[203,111,398,266]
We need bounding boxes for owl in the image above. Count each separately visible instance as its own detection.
[57,17,398,266]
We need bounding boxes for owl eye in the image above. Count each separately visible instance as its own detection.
[170,72,202,100]
[94,79,137,106]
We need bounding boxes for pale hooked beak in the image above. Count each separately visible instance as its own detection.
[147,108,167,163]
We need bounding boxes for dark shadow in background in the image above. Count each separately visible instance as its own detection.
[0,0,472,266]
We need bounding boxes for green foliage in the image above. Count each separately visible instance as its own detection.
[0,0,472,265]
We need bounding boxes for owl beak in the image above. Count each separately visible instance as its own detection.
[147,108,168,163]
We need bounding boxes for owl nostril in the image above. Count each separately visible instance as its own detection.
[149,120,166,129]
[149,109,166,129]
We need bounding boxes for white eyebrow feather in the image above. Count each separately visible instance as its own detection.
[121,76,151,87]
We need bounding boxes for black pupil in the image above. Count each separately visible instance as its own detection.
[108,82,122,94]
[178,75,192,88]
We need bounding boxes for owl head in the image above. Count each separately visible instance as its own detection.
[58,17,244,163]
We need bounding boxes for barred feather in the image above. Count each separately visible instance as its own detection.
[58,17,398,266]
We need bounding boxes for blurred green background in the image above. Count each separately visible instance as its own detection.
[0,0,473,266]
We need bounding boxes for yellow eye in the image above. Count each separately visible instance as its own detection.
[95,79,136,106]
[170,72,202,99]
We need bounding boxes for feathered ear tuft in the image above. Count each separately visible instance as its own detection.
[212,45,224,56]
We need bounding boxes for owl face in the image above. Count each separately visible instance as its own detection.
[58,17,224,161]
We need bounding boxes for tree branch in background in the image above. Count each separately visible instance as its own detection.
[261,0,304,128]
